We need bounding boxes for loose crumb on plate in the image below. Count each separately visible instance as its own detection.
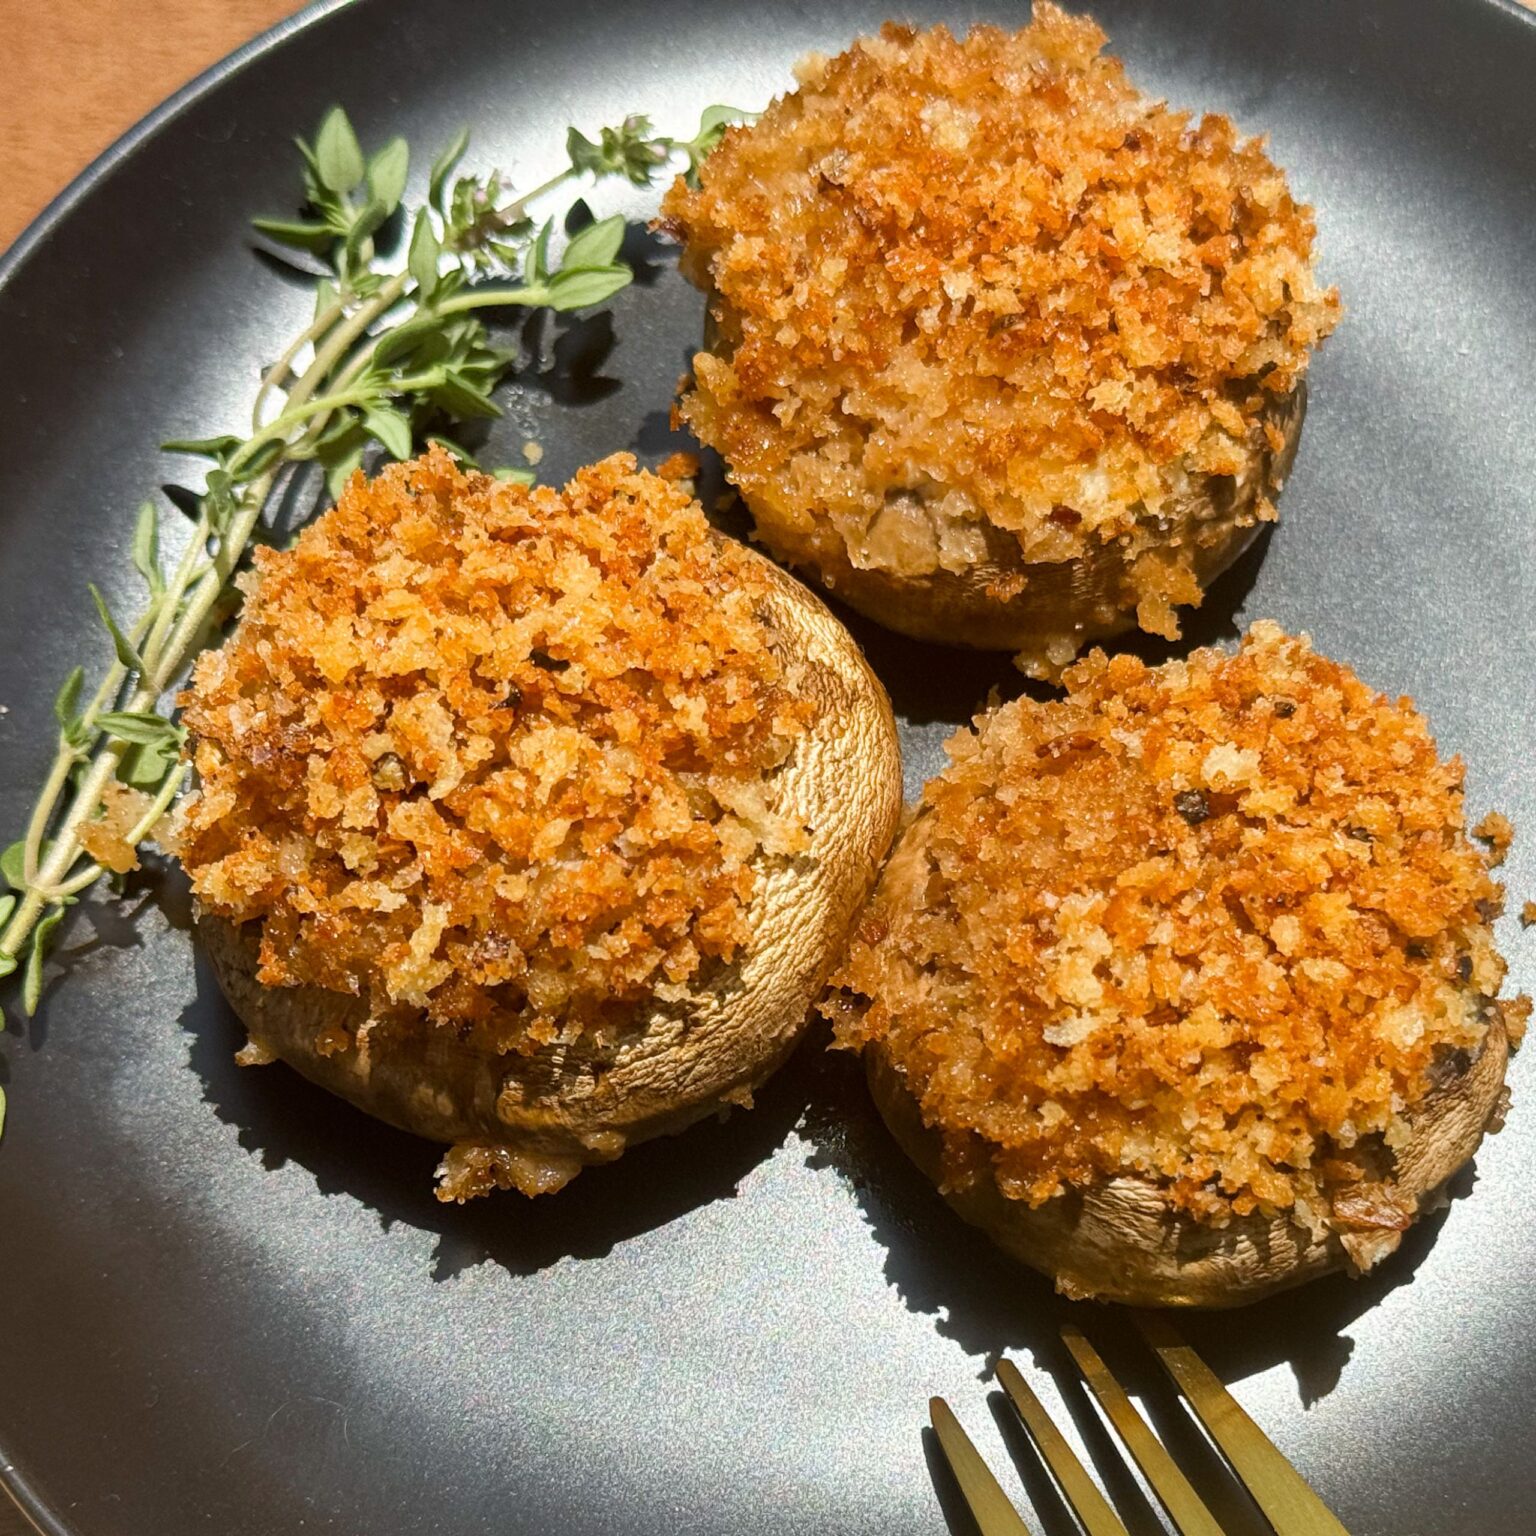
[657,450,701,483]
[1474,809,1514,867]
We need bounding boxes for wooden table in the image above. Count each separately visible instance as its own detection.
[0,0,304,253]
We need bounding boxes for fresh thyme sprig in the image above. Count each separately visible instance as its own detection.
[0,102,749,1048]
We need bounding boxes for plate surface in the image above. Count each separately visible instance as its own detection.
[2,2,1534,1532]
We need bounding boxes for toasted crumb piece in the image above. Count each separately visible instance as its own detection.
[1474,810,1514,867]
[657,450,701,483]
[1521,900,1536,928]
[1501,996,1531,1048]
[435,1142,582,1202]
[77,780,154,875]
[718,1082,756,1111]
[521,440,543,466]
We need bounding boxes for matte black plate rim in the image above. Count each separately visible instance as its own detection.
[5,0,1530,297]
[0,0,346,293]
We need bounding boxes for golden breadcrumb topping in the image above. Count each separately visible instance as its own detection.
[662,7,1338,590]
[827,622,1523,1222]
[178,449,812,1052]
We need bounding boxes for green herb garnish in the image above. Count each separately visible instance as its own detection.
[0,102,751,1086]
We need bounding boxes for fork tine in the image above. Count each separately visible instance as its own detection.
[1060,1325,1226,1536]
[995,1357,1130,1536]
[1135,1315,1351,1536]
[929,1396,1036,1536]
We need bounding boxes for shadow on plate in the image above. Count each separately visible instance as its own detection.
[695,494,1277,738]
[794,1036,1464,1412]
[516,307,623,408]
[179,945,819,1283]
[613,219,675,290]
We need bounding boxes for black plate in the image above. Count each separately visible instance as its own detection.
[2,2,1534,1532]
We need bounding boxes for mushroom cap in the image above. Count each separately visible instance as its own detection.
[199,543,903,1200]
[664,12,1338,669]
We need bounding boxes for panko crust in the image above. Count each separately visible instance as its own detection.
[663,8,1339,668]
[180,450,822,1048]
[861,832,1511,1308]
[185,455,902,1198]
[829,625,1522,1303]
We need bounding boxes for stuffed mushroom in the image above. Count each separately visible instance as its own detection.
[826,623,1525,1306]
[661,8,1340,675]
[179,449,903,1199]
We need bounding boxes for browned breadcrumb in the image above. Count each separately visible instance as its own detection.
[1522,900,1536,928]
[177,448,812,1054]
[1503,995,1532,1049]
[827,622,1522,1223]
[662,7,1338,627]
[78,780,154,875]
[436,1142,581,1201]
[1473,810,1514,867]
[657,451,701,483]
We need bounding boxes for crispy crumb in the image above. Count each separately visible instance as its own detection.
[77,780,154,875]
[657,451,701,483]
[1474,810,1514,867]
[1521,900,1536,928]
[435,1142,581,1201]
[662,7,1338,639]
[827,622,1522,1222]
[178,448,812,1053]
[1502,995,1532,1048]
[521,440,544,466]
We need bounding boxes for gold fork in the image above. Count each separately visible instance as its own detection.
[929,1315,1350,1535]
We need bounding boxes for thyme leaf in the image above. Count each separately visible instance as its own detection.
[0,96,747,1031]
